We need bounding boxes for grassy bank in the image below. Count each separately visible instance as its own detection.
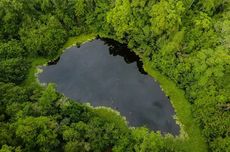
[62,33,96,49]
[22,33,96,86]
[143,59,207,152]
[23,33,207,152]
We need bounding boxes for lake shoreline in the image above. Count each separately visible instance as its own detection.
[39,38,180,134]
[23,33,207,151]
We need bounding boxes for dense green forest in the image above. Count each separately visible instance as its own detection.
[0,0,229,151]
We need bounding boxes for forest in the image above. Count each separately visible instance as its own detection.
[0,0,229,152]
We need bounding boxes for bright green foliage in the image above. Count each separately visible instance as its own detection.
[0,0,229,152]
[193,12,212,30]
[38,84,58,114]
[132,128,164,152]
[0,145,21,152]
[198,0,226,14]
[149,0,185,36]
[107,0,131,39]
[160,30,185,55]
[75,0,87,18]
[15,116,59,152]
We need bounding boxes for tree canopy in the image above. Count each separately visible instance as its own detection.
[0,0,229,151]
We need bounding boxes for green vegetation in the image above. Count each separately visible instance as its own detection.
[63,34,96,48]
[144,61,207,152]
[0,0,229,152]
[22,34,96,86]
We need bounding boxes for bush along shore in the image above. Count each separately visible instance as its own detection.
[0,0,229,151]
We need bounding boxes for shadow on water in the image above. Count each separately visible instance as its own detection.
[38,38,180,135]
[101,38,147,75]
[48,57,60,65]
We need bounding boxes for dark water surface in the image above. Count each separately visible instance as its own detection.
[38,39,180,135]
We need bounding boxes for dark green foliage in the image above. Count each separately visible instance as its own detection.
[0,0,24,39]
[20,15,67,57]
[0,40,26,59]
[0,58,30,84]
[0,83,28,115]
[0,0,229,152]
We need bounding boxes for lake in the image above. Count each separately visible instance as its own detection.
[38,39,180,135]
